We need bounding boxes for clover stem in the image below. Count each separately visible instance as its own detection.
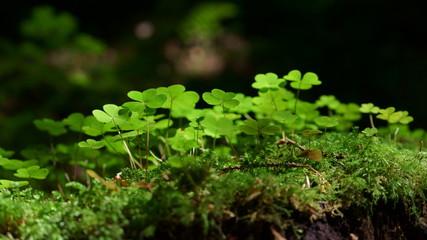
[145,117,150,180]
[293,88,301,115]
[164,102,173,157]
[225,136,238,158]
[137,129,143,168]
[268,90,278,111]
[90,148,101,176]
[368,114,379,137]
[394,126,399,145]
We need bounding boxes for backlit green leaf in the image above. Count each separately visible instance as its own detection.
[252,72,286,92]
[14,165,49,180]
[34,118,67,136]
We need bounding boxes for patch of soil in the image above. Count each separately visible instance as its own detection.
[221,202,427,240]
[293,202,427,240]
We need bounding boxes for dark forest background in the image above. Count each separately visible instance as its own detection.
[1,0,426,151]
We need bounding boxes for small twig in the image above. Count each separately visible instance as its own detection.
[276,137,349,159]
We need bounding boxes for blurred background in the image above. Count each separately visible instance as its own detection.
[1,0,426,151]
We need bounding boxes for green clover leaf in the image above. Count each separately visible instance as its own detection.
[359,103,380,114]
[157,84,200,109]
[34,118,67,136]
[201,116,237,138]
[239,119,279,136]
[316,95,340,110]
[0,180,29,189]
[128,89,167,109]
[78,139,105,149]
[14,165,49,180]
[168,128,199,152]
[283,70,322,90]
[314,116,339,128]
[377,107,396,121]
[362,127,378,137]
[63,112,85,132]
[202,89,240,109]
[252,72,286,92]
[0,157,39,170]
[273,111,298,124]
[92,104,127,125]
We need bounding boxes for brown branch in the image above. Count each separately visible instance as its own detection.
[276,137,349,159]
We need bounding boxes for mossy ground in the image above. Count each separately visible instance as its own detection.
[1,131,427,239]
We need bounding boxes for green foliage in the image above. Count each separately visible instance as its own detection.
[283,70,322,90]
[360,103,380,114]
[34,118,67,136]
[1,69,427,239]
[252,72,286,92]
[239,119,280,136]
[201,115,236,138]
[202,89,239,109]
[14,166,49,180]
[78,139,104,150]
[314,116,339,129]
[157,84,199,116]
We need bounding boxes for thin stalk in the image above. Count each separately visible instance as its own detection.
[164,101,173,157]
[293,82,302,114]
[369,114,376,129]
[225,136,238,158]
[90,148,101,175]
[268,90,278,111]
[137,129,143,168]
[111,119,140,169]
[145,117,150,180]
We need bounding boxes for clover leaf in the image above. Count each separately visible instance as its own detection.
[34,118,67,136]
[273,111,298,124]
[316,95,340,110]
[202,89,239,109]
[359,103,380,114]
[362,127,378,137]
[82,116,113,137]
[14,165,49,180]
[0,148,14,158]
[78,139,105,149]
[63,112,85,132]
[252,72,286,92]
[157,84,200,110]
[92,104,127,125]
[128,89,167,109]
[0,157,39,170]
[0,180,29,189]
[336,103,361,121]
[239,119,280,136]
[314,116,339,129]
[230,93,253,114]
[377,107,396,121]
[201,115,237,138]
[283,70,322,90]
[168,128,199,152]
[396,111,414,124]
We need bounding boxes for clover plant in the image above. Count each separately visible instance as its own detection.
[359,103,380,131]
[283,70,322,114]
[239,119,279,145]
[314,116,339,134]
[202,88,239,114]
